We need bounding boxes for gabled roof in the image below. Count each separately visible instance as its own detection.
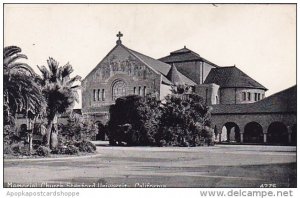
[83,43,197,86]
[159,46,218,67]
[83,44,171,85]
[212,85,296,114]
[204,66,267,90]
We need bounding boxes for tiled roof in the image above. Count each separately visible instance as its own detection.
[212,85,296,114]
[124,45,196,86]
[125,46,172,85]
[166,64,184,85]
[159,46,219,67]
[204,66,267,90]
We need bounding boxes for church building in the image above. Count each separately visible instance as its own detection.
[81,32,296,145]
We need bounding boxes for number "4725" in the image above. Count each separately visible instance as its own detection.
[260,184,277,188]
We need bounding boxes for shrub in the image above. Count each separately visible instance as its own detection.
[4,125,18,145]
[4,144,14,155]
[156,93,213,147]
[59,113,98,141]
[75,140,96,153]
[36,145,51,157]
[107,94,161,146]
[51,145,79,155]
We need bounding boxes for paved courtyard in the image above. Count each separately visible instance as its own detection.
[4,144,296,188]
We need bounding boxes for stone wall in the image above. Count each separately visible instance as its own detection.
[82,45,161,115]
[195,83,220,105]
[173,61,215,85]
[160,83,172,101]
[220,88,266,104]
[212,112,296,144]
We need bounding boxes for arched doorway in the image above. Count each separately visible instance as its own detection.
[112,80,126,100]
[221,122,240,142]
[291,124,296,146]
[267,122,288,145]
[244,122,263,143]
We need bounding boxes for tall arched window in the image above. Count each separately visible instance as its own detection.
[112,80,126,100]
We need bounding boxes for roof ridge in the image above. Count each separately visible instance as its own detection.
[234,66,267,90]
[216,66,236,69]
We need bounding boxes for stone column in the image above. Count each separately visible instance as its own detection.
[263,133,267,143]
[262,125,268,144]
[240,132,244,143]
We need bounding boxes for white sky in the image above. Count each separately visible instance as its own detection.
[4,4,296,108]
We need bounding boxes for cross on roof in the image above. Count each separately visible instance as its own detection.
[116,31,123,45]
[117,31,123,40]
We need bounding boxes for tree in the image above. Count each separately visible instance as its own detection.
[158,93,213,146]
[107,94,161,146]
[3,46,43,117]
[4,46,45,153]
[37,57,81,148]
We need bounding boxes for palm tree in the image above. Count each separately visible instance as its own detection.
[3,46,39,117]
[4,46,45,153]
[37,57,81,148]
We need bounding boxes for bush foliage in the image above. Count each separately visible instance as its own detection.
[59,113,98,141]
[107,93,214,146]
[36,145,51,156]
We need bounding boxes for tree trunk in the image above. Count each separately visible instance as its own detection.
[46,120,54,148]
[28,119,33,154]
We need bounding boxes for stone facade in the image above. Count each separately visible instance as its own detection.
[195,83,220,105]
[219,87,265,104]
[82,44,162,116]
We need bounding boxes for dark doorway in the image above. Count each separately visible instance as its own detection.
[244,122,263,143]
[267,122,288,145]
[96,122,106,140]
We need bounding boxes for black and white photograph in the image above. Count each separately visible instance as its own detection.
[2,2,297,196]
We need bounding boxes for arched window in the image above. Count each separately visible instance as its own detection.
[112,80,126,100]
[93,89,96,101]
[97,89,101,101]
[101,89,105,101]
[144,86,147,97]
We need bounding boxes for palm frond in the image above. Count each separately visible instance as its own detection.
[7,62,35,76]
[3,46,22,58]
[4,53,28,66]
[67,75,82,86]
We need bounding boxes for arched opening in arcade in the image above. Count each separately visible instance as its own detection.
[244,122,263,143]
[267,122,288,145]
[291,124,296,146]
[220,122,240,143]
